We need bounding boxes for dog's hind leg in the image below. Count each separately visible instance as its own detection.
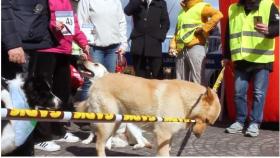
[154,127,172,156]
[95,122,120,156]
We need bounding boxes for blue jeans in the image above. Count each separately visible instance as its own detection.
[79,44,118,101]
[234,68,269,125]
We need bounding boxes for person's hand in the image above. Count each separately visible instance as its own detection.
[56,21,64,31]
[115,48,125,55]
[194,27,204,36]
[8,47,26,64]
[255,23,269,35]
[180,0,187,7]
[169,48,178,57]
[80,53,88,61]
[82,45,90,55]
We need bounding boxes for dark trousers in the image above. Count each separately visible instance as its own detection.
[31,52,72,142]
[132,54,163,79]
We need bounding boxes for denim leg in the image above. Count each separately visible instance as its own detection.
[234,70,250,124]
[103,46,118,73]
[250,69,269,124]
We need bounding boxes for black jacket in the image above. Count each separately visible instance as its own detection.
[1,0,55,51]
[124,0,170,57]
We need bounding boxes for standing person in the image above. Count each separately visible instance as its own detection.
[77,0,128,101]
[32,0,89,152]
[1,0,57,155]
[169,0,223,85]
[224,0,279,137]
[124,0,170,79]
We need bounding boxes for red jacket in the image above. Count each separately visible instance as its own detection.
[39,0,88,54]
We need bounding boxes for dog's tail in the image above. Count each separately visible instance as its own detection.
[74,101,89,112]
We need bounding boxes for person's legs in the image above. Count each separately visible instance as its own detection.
[250,69,269,124]
[30,52,62,151]
[225,69,250,134]
[234,69,250,125]
[132,54,146,78]
[185,45,206,85]
[175,51,190,80]
[245,69,269,137]
[32,52,58,141]
[103,44,118,73]
[51,54,72,137]
[150,57,162,79]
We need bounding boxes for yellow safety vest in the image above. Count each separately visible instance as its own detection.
[175,2,208,52]
[229,0,275,63]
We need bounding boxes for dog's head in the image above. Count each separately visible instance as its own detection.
[189,87,221,138]
[78,60,108,81]
[23,75,61,110]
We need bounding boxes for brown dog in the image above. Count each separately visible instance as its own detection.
[79,61,221,156]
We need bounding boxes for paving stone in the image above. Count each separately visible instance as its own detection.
[35,121,279,156]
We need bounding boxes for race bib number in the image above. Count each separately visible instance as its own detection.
[55,11,75,35]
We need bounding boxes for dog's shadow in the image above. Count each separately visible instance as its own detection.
[65,131,144,156]
[66,146,143,156]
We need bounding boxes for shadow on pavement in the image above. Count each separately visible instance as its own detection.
[66,146,142,156]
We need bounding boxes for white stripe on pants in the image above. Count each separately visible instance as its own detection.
[175,45,206,85]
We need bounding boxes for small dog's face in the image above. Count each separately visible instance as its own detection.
[23,76,61,110]
[190,88,221,138]
[79,60,108,80]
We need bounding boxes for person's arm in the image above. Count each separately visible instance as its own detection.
[124,0,143,16]
[201,5,223,37]
[267,4,279,38]
[77,0,90,26]
[159,0,170,42]
[116,0,128,54]
[73,14,89,52]
[1,0,25,64]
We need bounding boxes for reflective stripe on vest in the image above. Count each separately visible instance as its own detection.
[175,2,208,52]
[229,0,275,63]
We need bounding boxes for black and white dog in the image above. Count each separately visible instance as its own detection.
[1,74,61,155]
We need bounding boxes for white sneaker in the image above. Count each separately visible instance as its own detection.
[56,132,80,143]
[34,141,61,152]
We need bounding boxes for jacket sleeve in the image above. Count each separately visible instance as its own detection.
[117,0,128,51]
[124,0,143,16]
[201,4,223,36]
[267,4,279,38]
[159,0,170,42]
[73,14,88,49]
[1,0,22,50]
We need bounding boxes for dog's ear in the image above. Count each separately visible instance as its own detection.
[202,87,214,105]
